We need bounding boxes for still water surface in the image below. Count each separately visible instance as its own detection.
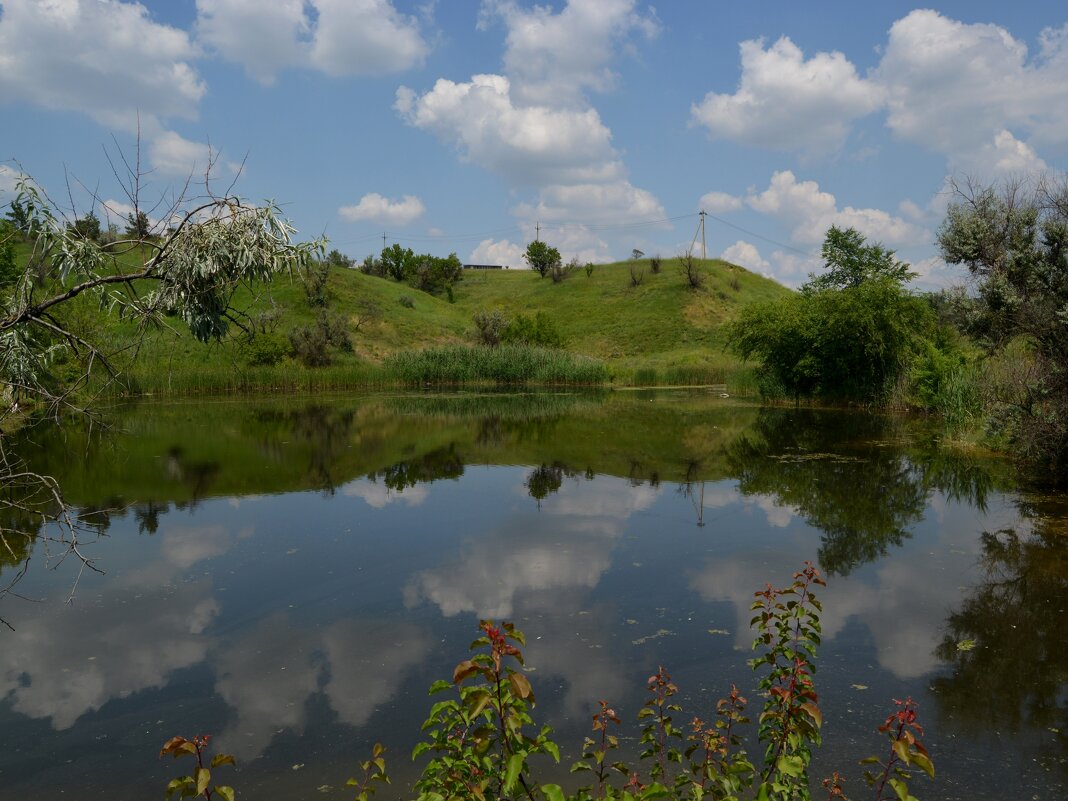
[1,390,1065,800]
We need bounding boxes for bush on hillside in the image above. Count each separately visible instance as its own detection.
[502,311,564,349]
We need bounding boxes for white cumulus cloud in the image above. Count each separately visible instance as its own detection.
[720,240,769,274]
[396,74,621,187]
[691,36,882,154]
[699,191,743,214]
[692,10,1068,174]
[480,0,659,107]
[948,129,1048,178]
[876,10,1068,159]
[746,170,926,247]
[399,1,663,240]
[339,193,426,226]
[196,0,427,84]
[514,181,664,224]
[396,73,662,227]
[0,0,205,131]
[469,238,526,269]
[309,0,429,78]
[149,131,224,178]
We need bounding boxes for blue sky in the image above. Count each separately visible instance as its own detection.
[2,0,1067,287]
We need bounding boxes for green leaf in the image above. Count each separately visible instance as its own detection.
[510,671,534,701]
[543,784,567,801]
[640,782,671,799]
[799,701,822,728]
[214,787,235,801]
[165,777,192,800]
[195,767,211,797]
[427,680,452,694]
[453,659,479,684]
[911,751,935,778]
[503,752,525,794]
[210,754,236,769]
[888,778,918,801]
[544,741,561,763]
[776,755,805,778]
[465,689,492,719]
[892,738,911,766]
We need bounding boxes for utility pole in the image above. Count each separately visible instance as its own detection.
[535,221,540,242]
[699,210,707,262]
[382,231,387,251]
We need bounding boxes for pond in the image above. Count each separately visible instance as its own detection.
[1,389,1066,800]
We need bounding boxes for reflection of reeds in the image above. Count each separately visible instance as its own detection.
[382,389,606,421]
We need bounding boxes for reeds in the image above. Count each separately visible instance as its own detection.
[382,344,608,386]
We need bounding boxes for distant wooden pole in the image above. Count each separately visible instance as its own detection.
[699,210,707,262]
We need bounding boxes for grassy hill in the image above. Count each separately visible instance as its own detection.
[23,243,790,394]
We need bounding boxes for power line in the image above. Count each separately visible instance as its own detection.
[329,209,814,261]
[702,211,816,258]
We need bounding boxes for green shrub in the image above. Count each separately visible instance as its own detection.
[473,309,507,346]
[288,311,352,367]
[501,311,564,349]
[239,332,291,367]
[910,342,981,429]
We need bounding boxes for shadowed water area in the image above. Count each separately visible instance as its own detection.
[1,390,1066,800]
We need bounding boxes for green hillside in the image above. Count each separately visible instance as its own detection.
[30,246,790,394]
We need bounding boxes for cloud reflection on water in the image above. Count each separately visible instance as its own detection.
[690,491,1026,679]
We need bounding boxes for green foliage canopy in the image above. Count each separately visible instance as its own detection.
[937,177,1068,474]
[728,227,932,403]
[524,240,561,278]
[805,224,914,291]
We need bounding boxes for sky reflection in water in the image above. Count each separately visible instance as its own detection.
[0,391,1063,800]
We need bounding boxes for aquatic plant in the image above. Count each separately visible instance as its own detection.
[162,563,934,801]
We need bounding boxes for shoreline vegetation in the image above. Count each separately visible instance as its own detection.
[3,171,1065,475]
[0,234,1024,454]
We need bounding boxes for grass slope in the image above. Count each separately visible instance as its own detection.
[24,246,790,394]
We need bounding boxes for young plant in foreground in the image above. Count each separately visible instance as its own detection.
[749,562,825,799]
[572,701,626,799]
[159,735,235,801]
[412,620,560,801]
[347,742,390,801]
[861,698,934,801]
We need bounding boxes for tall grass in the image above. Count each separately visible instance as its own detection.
[383,344,608,386]
[620,362,760,394]
[107,363,394,397]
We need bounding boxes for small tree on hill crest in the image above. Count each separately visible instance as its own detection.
[524,239,560,278]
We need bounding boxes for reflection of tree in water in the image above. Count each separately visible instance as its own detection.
[367,444,464,492]
[164,446,222,502]
[281,405,357,493]
[133,501,168,535]
[1,485,40,572]
[525,461,595,503]
[932,498,1068,778]
[726,409,1000,575]
[247,404,361,493]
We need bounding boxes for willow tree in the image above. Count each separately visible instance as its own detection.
[937,175,1068,476]
[0,162,321,626]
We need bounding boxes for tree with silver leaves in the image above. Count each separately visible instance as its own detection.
[0,152,321,628]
